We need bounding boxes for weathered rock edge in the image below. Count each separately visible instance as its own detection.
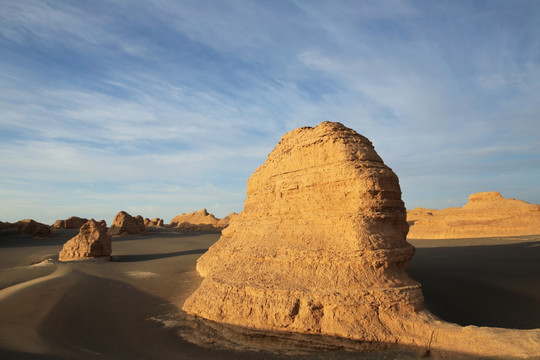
[182,122,540,358]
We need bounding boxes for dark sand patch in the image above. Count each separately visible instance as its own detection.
[409,236,540,329]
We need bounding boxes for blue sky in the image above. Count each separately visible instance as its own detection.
[1,0,539,225]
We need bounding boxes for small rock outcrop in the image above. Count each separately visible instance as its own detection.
[107,211,145,237]
[52,216,89,230]
[59,219,111,261]
[216,212,238,228]
[16,219,52,237]
[182,122,540,358]
[170,209,221,231]
[408,191,540,239]
[144,217,164,227]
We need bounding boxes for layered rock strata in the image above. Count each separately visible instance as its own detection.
[108,211,145,237]
[408,192,540,239]
[170,209,222,231]
[183,122,540,358]
[59,219,111,261]
[52,216,89,230]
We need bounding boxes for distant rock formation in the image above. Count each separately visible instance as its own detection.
[408,191,540,239]
[59,219,111,261]
[144,217,164,227]
[0,220,13,232]
[16,219,52,237]
[107,211,145,237]
[52,216,89,230]
[216,212,238,228]
[170,209,222,231]
[182,122,540,358]
[406,207,437,225]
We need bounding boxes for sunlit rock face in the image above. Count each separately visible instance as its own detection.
[170,209,222,231]
[59,219,111,261]
[183,121,423,340]
[216,212,238,229]
[107,211,145,237]
[408,191,540,239]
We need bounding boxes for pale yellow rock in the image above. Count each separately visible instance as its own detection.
[107,211,145,237]
[216,212,238,228]
[406,207,437,225]
[170,209,221,231]
[59,219,111,261]
[183,122,540,358]
[408,191,540,239]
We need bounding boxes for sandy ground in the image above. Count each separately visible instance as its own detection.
[0,228,538,360]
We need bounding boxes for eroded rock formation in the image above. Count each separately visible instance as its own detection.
[0,221,13,232]
[182,122,540,358]
[184,121,420,339]
[52,216,89,230]
[107,211,145,237]
[216,212,238,228]
[408,191,540,239]
[170,209,221,231]
[16,219,52,237]
[144,217,164,227]
[59,219,111,261]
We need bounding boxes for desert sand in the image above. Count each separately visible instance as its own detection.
[0,228,539,359]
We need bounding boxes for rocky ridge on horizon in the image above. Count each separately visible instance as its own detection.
[170,209,226,231]
[52,216,89,230]
[407,191,540,239]
[0,219,52,237]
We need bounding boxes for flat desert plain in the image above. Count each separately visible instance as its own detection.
[0,228,539,359]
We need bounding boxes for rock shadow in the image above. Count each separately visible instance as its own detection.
[113,249,208,262]
[408,241,540,329]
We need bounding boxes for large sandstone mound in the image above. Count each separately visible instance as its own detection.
[108,211,145,237]
[408,191,540,239]
[183,122,540,358]
[170,209,222,231]
[59,219,111,261]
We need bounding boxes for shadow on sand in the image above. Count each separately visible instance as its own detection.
[408,240,540,329]
[113,249,208,262]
